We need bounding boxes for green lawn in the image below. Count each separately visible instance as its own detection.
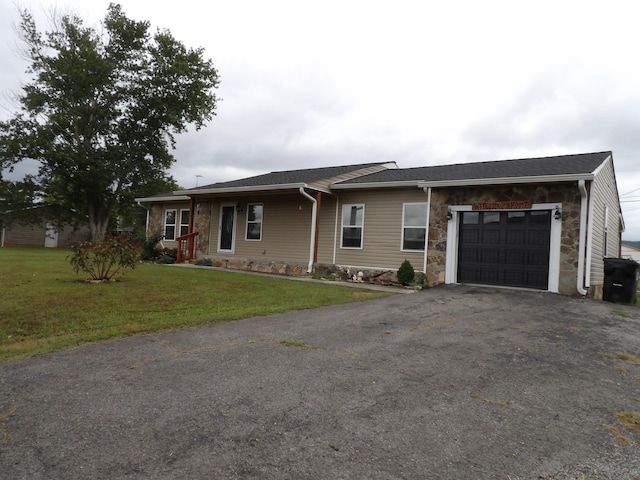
[0,247,394,361]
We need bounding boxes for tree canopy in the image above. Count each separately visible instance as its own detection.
[0,3,219,241]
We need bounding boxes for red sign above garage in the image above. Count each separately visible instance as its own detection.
[472,201,532,210]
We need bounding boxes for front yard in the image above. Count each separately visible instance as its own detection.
[0,247,393,361]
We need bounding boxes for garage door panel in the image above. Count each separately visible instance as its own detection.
[459,247,479,263]
[457,210,551,290]
[529,230,550,245]
[527,250,549,267]
[504,249,526,265]
[506,230,526,244]
[479,268,499,284]
[482,230,500,243]
[480,248,500,263]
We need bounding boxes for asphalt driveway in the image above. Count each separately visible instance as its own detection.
[1,285,640,479]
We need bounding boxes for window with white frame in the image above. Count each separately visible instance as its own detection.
[179,209,190,237]
[341,204,364,248]
[164,209,176,240]
[246,203,263,240]
[164,209,189,240]
[402,203,428,251]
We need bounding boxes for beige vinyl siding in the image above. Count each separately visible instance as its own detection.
[208,194,313,263]
[333,188,428,271]
[588,157,622,286]
[316,195,338,264]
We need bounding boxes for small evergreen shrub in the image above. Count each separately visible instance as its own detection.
[194,258,213,266]
[155,254,176,264]
[397,259,415,285]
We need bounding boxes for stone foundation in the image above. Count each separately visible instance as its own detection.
[196,258,422,287]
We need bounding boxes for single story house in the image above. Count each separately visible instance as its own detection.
[136,151,624,298]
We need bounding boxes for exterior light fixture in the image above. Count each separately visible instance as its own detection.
[236,203,244,214]
[446,207,453,221]
[554,206,561,220]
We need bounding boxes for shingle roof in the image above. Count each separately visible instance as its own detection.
[192,162,391,190]
[336,152,612,185]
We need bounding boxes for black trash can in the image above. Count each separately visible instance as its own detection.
[603,257,640,304]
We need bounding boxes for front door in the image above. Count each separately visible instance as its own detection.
[218,204,236,252]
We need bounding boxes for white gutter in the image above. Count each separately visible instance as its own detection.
[418,173,595,189]
[422,187,431,275]
[577,180,589,295]
[332,180,422,190]
[181,183,331,196]
[299,186,317,273]
[331,173,596,191]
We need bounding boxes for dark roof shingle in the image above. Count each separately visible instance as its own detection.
[193,162,390,190]
[337,152,612,185]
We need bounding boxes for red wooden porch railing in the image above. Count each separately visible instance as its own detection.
[176,232,199,263]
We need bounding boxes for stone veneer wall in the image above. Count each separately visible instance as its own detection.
[192,200,211,256]
[426,183,585,296]
[148,205,164,236]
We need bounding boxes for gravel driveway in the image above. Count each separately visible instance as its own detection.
[1,284,640,479]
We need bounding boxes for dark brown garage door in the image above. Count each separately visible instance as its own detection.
[457,210,551,290]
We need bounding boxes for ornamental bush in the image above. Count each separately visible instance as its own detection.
[138,230,164,261]
[194,258,213,266]
[397,259,415,285]
[69,236,139,282]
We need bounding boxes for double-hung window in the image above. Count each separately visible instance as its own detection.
[402,203,427,251]
[246,203,263,240]
[341,204,364,248]
[164,209,177,240]
[164,209,190,240]
[179,209,190,237]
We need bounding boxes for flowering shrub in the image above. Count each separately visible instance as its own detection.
[69,236,140,281]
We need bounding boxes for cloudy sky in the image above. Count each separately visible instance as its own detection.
[2,0,640,239]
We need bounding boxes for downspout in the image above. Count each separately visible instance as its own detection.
[299,187,317,273]
[422,187,431,276]
[577,180,588,296]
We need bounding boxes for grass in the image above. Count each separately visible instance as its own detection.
[0,247,394,361]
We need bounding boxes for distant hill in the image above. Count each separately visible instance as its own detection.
[622,240,640,248]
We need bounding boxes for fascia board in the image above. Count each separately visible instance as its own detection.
[417,173,595,188]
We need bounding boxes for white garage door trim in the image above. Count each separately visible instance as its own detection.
[445,203,561,293]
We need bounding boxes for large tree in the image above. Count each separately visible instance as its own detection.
[0,3,219,241]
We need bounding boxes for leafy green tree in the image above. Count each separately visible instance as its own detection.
[0,4,219,241]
